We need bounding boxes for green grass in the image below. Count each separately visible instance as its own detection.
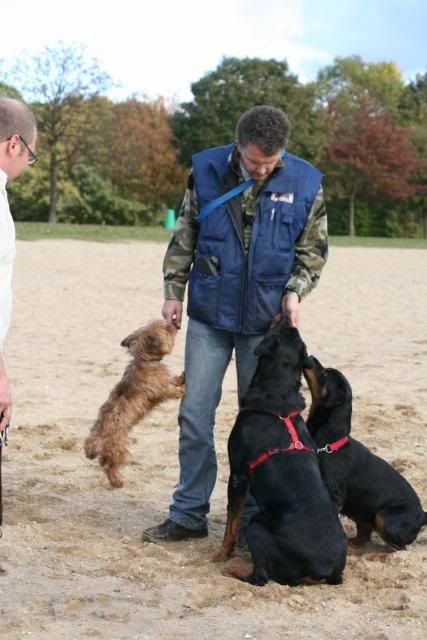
[15,222,173,243]
[15,222,427,248]
[329,235,427,249]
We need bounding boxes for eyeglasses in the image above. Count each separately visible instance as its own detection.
[6,135,38,165]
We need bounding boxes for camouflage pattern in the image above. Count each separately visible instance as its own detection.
[163,151,328,302]
[284,187,328,300]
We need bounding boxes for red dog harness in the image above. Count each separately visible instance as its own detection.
[316,436,349,454]
[247,410,315,476]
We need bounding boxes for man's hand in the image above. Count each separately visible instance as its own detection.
[281,292,300,328]
[0,361,12,432]
[162,299,183,329]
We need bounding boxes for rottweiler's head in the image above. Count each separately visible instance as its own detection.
[255,314,311,373]
[245,314,311,412]
[303,356,353,434]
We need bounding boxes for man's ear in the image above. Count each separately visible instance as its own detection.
[5,134,18,157]
[255,335,278,357]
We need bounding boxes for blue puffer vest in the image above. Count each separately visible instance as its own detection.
[188,143,323,334]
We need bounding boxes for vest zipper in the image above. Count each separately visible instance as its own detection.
[225,201,247,332]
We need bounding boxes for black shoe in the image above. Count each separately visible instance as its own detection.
[142,518,208,543]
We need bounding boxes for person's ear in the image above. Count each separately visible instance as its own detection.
[7,135,20,156]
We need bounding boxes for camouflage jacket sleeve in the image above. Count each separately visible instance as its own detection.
[163,173,199,301]
[284,187,328,301]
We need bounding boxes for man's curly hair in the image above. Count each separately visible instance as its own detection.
[236,106,291,155]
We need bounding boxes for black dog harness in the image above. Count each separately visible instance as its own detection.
[247,410,315,476]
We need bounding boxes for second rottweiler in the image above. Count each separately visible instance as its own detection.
[214,317,347,586]
[304,357,427,549]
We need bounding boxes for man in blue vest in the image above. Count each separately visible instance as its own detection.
[143,106,328,542]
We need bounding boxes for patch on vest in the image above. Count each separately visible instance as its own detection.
[271,192,294,203]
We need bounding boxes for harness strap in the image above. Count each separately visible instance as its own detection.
[247,410,314,476]
[317,435,349,454]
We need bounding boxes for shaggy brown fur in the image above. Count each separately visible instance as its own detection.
[84,320,184,488]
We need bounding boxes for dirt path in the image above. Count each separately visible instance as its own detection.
[0,240,425,639]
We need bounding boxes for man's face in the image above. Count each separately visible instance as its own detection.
[237,143,281,180]
[6,131,37,181]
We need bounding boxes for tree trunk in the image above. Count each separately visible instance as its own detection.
[48,148,58,224]
[349,192,356,236]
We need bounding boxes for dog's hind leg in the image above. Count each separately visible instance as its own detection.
[242,520,272,586]
[213,474,249,562]
[350,519,373,546]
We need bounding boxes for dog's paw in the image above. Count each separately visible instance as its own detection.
[174,371,185,386]
[106,468,125,489]
[212,547,230,563]
[83,437,98,460]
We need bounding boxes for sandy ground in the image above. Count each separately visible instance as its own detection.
[0,239,426,640]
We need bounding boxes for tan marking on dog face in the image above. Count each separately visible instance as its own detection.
[303,367,320,400]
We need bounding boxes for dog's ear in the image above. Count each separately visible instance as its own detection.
[121,335,132,349]
[324,382,349,408]
[255,334,278,357]
[121,325,149,349]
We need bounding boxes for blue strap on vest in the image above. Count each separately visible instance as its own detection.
[195,151,288,222]
[195,178,254,222]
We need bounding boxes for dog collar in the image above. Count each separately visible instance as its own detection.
[317,436,349,454]
[246,410,315,475]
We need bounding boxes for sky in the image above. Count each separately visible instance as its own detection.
[0,0,426,103]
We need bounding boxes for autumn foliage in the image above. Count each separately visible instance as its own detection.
[104,99,186,210]
[2,45,427,235]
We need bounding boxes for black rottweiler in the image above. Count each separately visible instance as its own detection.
[213,316,347,586]
[304,356,427,549]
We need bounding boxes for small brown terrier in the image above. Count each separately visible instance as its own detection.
[84,319,185,488]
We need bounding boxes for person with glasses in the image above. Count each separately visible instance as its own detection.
[0,96,37,434]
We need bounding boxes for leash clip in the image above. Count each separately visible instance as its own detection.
[317,444,332,454]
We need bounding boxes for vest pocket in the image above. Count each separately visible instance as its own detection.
[188,271,220,325]
[277,203,306,250]
[252,276,287,328]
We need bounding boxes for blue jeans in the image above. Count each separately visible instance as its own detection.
[169,318,264,530]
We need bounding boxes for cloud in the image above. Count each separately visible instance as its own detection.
[0,0,331,100]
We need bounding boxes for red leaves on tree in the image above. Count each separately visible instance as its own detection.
[325,100,423,201]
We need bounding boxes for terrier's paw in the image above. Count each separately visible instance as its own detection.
[174,371,185,386]
[106,467,125,489]
[84,437,98,460]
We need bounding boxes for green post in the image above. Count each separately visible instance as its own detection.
[164,208,176,229]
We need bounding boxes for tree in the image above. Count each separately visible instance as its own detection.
[0,82,22,100]
[323,99,421,235]
[1,42,112,222]
[101,98,186,212]
[399,72,427,237]
[171,57,325,166]
[316,56,405,118]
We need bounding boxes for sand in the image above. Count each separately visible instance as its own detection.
[0,240,426,640]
